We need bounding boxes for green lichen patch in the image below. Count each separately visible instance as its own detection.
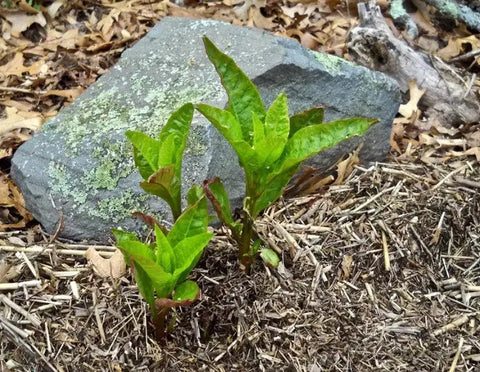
[310,51,348,73]
[43,68,223,223]
[438,1,459,18]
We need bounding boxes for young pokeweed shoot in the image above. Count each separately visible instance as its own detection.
[126,103,194,221]
[197,37,378,271]
[114,103,214,340]
[113,195,213,340]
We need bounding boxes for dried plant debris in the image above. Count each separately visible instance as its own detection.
[0,155,479,371]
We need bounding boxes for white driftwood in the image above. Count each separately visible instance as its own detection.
[347,1,480,126]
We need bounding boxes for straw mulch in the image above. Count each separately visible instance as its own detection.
[1,148,479,371]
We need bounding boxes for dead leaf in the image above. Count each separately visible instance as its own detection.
[45,87,84,101]
[333,146,361,185]
[326,0,342,11]
[0,175,33,230]
[18,0,40,14]
[233,0,264,21]
[47,0,65,18]
[86,247,126,279]
[0,11,47,36]
[0,53,46,78]
[0,107,43,136]
[0,260,22,283]
[438,35,480,61]
[341,255,353,279]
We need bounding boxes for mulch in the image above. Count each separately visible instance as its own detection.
[1,152,479,371]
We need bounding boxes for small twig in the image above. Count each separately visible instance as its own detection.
[352,186,396,213]
[381,231,390,272]
[92,291,106,344]
[0,315,33,338]
[0,245,114,257]
[433,314,469,336]
[448,337,464,372]
[450,50,480,63]
[431,163,470,191]
[0,86,48,94]
[0,280,42,291]
[463,73,477,99]
[20,252,38,279]
[0,295,41,327]
[431,211,445,244]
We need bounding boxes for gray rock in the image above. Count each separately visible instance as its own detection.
[11,17,400,242]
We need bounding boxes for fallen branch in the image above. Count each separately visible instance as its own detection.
[348,1,480,126]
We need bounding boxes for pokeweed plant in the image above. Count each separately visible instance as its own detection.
[125,103,194,221]
[197,37,378,272]
[112,196,213,340]
[114,103,214,340]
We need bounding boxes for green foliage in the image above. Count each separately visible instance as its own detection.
[126,103,194,220]
[199,36,377,270]
[116,36,378,340]
[113,196,213,339]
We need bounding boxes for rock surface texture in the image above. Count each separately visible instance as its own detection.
[12,17,400,241]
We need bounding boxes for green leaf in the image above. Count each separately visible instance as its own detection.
[248,94,289,169]
[253,136,285,169]
[132,263,155,305]
[203,178,242,236]
[112,229,140,245]
[196,104,263,171]
[116,241,174,298]
[159,103,194,144]
[156,133,178,167]
[187,185,205,206]
[116,239,156,262]
[252,112,265,148]
[140,165,181,219]
[173,232,214,283]
[126,131,159,170]
[196,104,244,145]
[260,248,279,268]
[173,280,200,302]
[203,37,265,142]
[278,118,377,173]
[253,167,295,217]
[112,230,157,305]
[289,107,325,138]
[167,197,209,248]
[132,147,154,180]
[147,165,176,188]
[264,93,289,143]
[140,180,175,209]
[126,131,160,178]
[155,225,175,274]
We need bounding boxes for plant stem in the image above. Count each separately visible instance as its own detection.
[239,178,257,272]
[239,212,254,272]
[150,304,169,342]
[172,201,181,222]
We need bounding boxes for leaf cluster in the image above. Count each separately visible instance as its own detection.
[198,37,376,268]
[114,36,377,337]
[112,196,213,309]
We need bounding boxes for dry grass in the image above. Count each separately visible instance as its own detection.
[1,155,479,371]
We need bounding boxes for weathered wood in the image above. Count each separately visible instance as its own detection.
[348,1,480,126]
[419,0,480,32]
